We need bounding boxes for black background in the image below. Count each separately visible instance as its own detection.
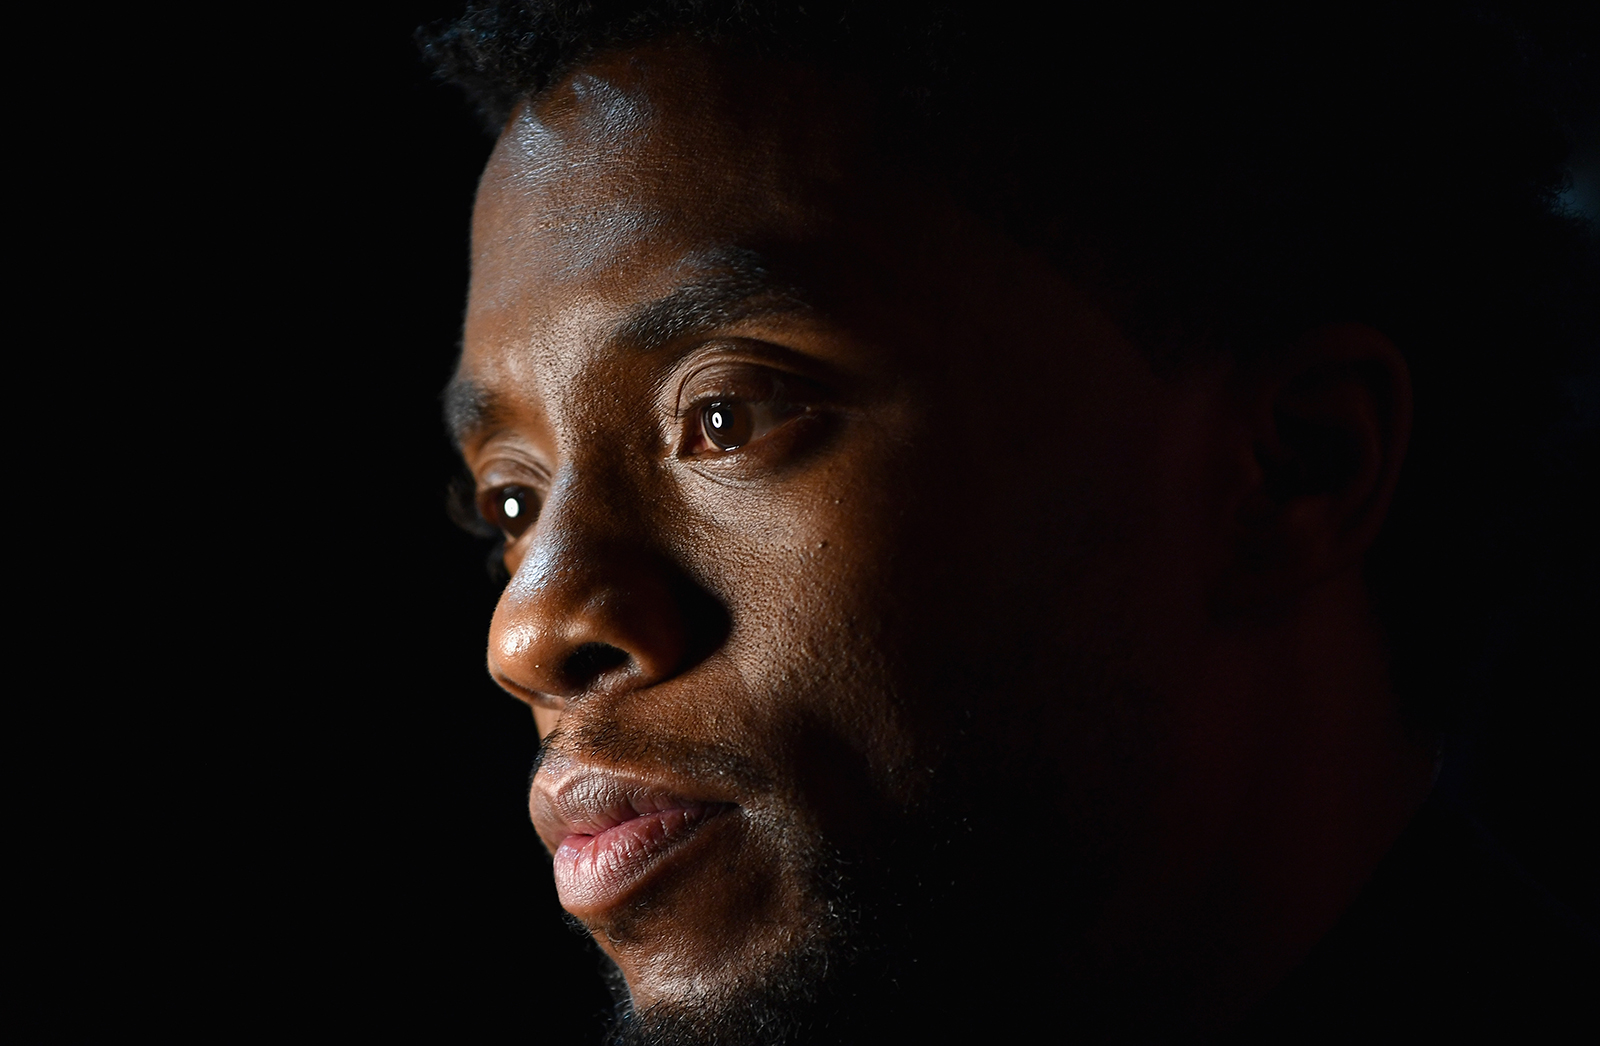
[25,4,1593,1040]
[210,3,620,1036]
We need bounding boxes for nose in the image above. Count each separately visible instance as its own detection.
[486,490,697,708]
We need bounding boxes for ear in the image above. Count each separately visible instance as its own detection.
[1218,323,1412,610]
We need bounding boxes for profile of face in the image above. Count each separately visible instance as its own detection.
[451,40,1418,1038]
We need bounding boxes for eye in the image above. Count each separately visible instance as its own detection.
[676,359,831,461]
[701,400,753,450]
[477,484,539,541]
[687,396,808,457]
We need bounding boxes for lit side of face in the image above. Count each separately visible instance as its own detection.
[451,44,1213,1014]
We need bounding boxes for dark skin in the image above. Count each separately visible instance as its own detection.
[451,42,1437,1033]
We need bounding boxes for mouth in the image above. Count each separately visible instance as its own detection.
[532,765,737,916]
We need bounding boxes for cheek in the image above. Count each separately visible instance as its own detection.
[705,504,930,810]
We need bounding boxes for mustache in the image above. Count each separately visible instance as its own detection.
[528,725,560,790]
[529,717,775,797]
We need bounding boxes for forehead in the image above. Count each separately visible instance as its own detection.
[454,43,1147,455]
[469,46,872,304]
[457,45,961,440]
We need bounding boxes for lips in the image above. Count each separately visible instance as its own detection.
[531,764,736,915]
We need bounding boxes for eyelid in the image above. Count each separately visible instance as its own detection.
[667,340,840,415]
[469,443,554,493]
[676,365,787,417]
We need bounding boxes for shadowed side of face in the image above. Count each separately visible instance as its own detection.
[451,42,1229,1021]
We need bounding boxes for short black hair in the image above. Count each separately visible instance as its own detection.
[423,1,1598,738]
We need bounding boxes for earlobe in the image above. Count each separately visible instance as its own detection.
[1221,323,1411,609]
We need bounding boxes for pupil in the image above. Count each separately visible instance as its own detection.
[502,495,520,519]
[703,400,749,450]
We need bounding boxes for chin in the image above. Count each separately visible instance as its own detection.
[602,923,862,1046]
[576,805,850,1014]
[592,790,1039,1046]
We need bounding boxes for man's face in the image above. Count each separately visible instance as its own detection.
[453,44,1232,1024]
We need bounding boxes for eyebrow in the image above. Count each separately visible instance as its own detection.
[445,247,813,448]
[609,247,812,353]
[443,374,499,449]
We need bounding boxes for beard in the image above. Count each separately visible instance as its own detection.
[599,919,857,1046]
[594,751,1123,1046]
[598,841,923,1046]
[549,616,1158,1045]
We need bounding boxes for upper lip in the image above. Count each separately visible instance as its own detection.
[530,753,738,853]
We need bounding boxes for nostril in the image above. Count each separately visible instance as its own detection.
[562,642,631,689]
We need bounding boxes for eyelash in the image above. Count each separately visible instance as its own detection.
[446,472,514,583]
[473,483,541,552]
[449,466,543,548]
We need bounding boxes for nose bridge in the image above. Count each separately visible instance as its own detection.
[488,461,690,705]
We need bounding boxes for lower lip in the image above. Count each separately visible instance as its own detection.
[552,803,731,913]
